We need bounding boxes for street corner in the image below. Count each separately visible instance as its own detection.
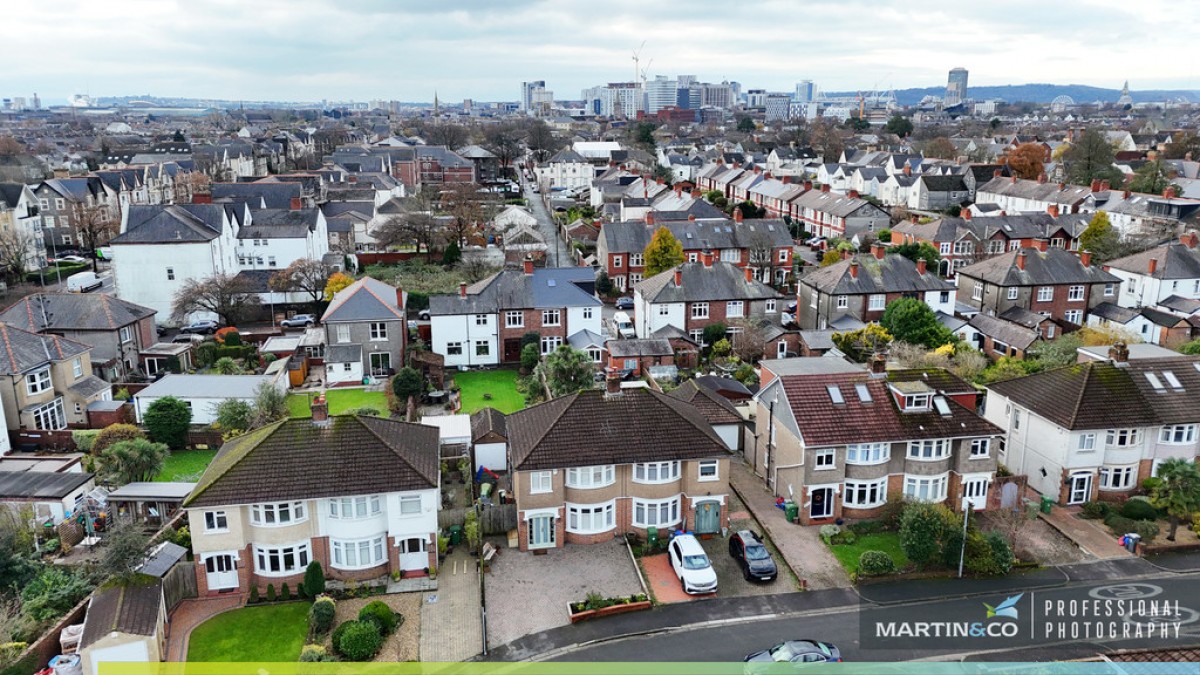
[641,552,705,604]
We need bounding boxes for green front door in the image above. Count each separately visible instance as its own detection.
[694,500,720,534]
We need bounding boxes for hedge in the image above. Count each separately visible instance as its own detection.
[1119,499,1158,521]
[335,620,382,661]
[215,345,257,360]
[859,550,896,576]
[26,262,91,283]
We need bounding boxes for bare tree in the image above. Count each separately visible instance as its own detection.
[439,182,493,247]
[485,124,522,179]
[456,256,501,284]
[730,317,768,362]
[172,272,261,325]
[0,228,40,281]
[372,212,440,260]
[70,202,118,270]
[0,136,24,157]
[424,123,469,151]
[744,228,775,280]
[269,258,332,309]
[524,120,560,163]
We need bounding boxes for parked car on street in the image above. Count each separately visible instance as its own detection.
[56,255,89,265]
[614,296,635,310]
[668,534,718,595]
[744,640,842,665]
[417,309,431,321]
[728,530,778,582]
[179,320,220,335]
[280,314,317,328]
[171,333,204,344]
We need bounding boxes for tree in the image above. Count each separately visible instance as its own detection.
[819,249,842,267]
[844,116,871,133]
[1078,211,1122,262]
[884,114,914,137]
[893,242,940,269]
[441,240,461,266]
[391,368,424,421]
[702,322,728,347]
[922,137,958,160]
[631,121,658,150]
[1127,159,1176,195]
[736,116,756,133]
[212,357,243,375]
[484,124,522,178]
[520,342,541,373]
[439,182,491,248]
[92,423,146,456]
[269,259,332,309]
[537,345,593,397]
[730,318,767,362]
[596,269,613,296]
[1000,143,1047,180]
[98,438,170,484]
[832,324,893,362]
[0,136,24,157]
[423,123,469,151]
[172,272,261,326]
[100,522,151,585]
[643,226,685,277]
[70,202,118,270]
[1150,458,1200,541]
[524,120,560,163]
[1064,128,1123,187]
[302,561,326,598]
[0,228,41,282]
[880,298,954,349]
[143,396,192,450]
[214,398,254,435]
[323,272,355,301]
[651,164,674,185]
[899,502,958,569]
[250,381,289,427]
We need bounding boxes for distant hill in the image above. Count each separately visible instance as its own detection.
[824,84,1200,107]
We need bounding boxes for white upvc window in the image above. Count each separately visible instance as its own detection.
[1159,424,1197,444]
[690,302,709,319]
[565,465,615,489]
[613,255,623,268]
[633,461,681,484]
[399,495,422,515]
[868,294,886,311]
[632,496,681,528]
[630,253,644,266]
[582,307,593,320]
[369,322,388,340]
[778,248,789,263]
[474,340,490,357]
[907,439,949,460]
[813,448,836,470]
[446,342,463,356]
[329,495,382,519]
[31,398,65,430]
[726,301,744,318]
[119,326,134,344]
[844,477,888,509]
[542,309,561,326]
[1067,285,1085,301]
[1106,428,1142,448]
[71,358,82,379]
[904,393,930,411]
[698,460,719,481]
[506,311,524,328]
[249,501,307,526]
[1099,465,1136,490]
[765,299,777,313]
[846,443,889,465]
[720,249,739,263]
[331,536,386,570]
[336,324,350,343]
[939,242,951,255]
[835,295,848,309]
[1078,433,1096,451]
[1036,286,1053,302]
[25,367,51,395]
[203,511,228,532]
[254,542,311,576]
[903,473,949,502]
[530,471,552,494]
[540,335,563,354]
[972,283,984,301]
[970,438,990,458]
[566,501,616,534]
[1104,283,1116,297]
[1007,287,1019,300]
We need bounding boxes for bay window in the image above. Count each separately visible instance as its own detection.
[254,542,310,576]
[25,367,51,395]
[1099,465,1136,490]
[329,495,382,519]
[844,478,888,509]
[250,501,307,526]
[565,465,615,489]
[1159,424,1196,445]
[331,536,386,570]
[1105,429,1142,448]
[566,501,615,534]
[846,443,889,465]
[903,473,948,502]
[907,439,949,460]
[632,496,681,528]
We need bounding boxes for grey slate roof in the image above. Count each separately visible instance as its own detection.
[0,183,26,208]
[428,267,598,316]
[322,277,404,323]
[470,407,507,442]
[968,313,1039,350]
[0,293,155,333]
[0,323,90,375]
[113,204,234,245]
[1106,242,1200,280]
[239,209,318,239]
[636,261,783,303]
[799,253,953,295]
[602,217,792,254]
[80,581,163,649]
[327,344,362,363]
[140,542,188,578]
[1159,295,1200,314]
[977,176,1092,206]
[0,470,92,499]
[211,182,300,209]
[957,247,1119,286]
[70,375,111,398]
[607,338,672,358]
[567,329,605,350]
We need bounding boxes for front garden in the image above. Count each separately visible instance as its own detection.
[1078,462,1200,552]
[187,602,310,662]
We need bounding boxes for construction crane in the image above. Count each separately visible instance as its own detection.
[632,41,647,86]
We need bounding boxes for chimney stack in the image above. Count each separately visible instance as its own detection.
[744,266,754,282]
[733,207,743,223]
[645,211,655,225]
[764,171,773,180]
[848,189,860,199]
[1057,182,1066,191]
[1100,179,1111,191]
[869,352,887,376]
[1016,250,1027,271]
[605,368,623,397]
[459,281,467,298]
[804,180,813,191]
[1109,341,1130,364]
[841,248,851,261]
[290,197,303,210]
[1047,204,1060,218]
[674,268,683,287]
[849,260,859,279]
[1079,250,1092,267]
[916,257,927,275]
[311,394,329,424]
[903,165,912,176]
[523,257,534,275]
[1090,178,1102,192]
[960,208,972,221]
[1010,175,1018,184]
[782,175,792,184]
[687,214,696,221]
[821,184,831,193]
[1164,187,1177,200]
[1148,257,1159,275]
[1034,238,1049,252]
[1038,173,1048,184]
[1123,189,1132,199]
[674,185,682,197]
[993,169,1003,178]
[871,242,886,260]
[192,193,212,204]
[910,214,919,224]
[348,174,357,183]
[1180,230,1199,249]
[702,249,714,268]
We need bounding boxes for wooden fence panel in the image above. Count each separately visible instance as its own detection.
[437,504,517,535]
[162,561,198,610]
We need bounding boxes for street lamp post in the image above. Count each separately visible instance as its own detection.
[957,497,971,578]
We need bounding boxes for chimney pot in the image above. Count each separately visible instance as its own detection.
[702,249,714,268]
[311,394,329,424]
[1016,250,1027,271]
[459,281,467,298]
[1148,257,1159,275]
[849,260,859,279]
[1109,341,1130,364]
[687,214,696,221]
[674,268,683,287]
[523,257,534,275]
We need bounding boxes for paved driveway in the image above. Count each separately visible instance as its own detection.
[484,539,643,650]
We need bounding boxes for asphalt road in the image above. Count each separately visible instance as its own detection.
[553,574,1200,663]
[520,176,574,268]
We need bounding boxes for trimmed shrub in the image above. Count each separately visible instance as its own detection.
[1104,514,1138,536]
[848,520,889,535]
[309,596,336,635]
[1120,499,1159,521]
[92,423,146,455]
[299,644,333,662]
[71,429,102,453]
[358,600,398,635]
[336,620,383,661]
[266,583,276,603]
[143,396,192,450]
[248,586,259,604]
[1080,501,1111,520]
[899,502,958,569]
[1134,520,1160,543]
[330,621,352,655]
[966,531,1014,576]
[302,561,326,598]
[818,524,840,543]
[195,342,218,367]
[280,583,290,601]
[858,550,896,576]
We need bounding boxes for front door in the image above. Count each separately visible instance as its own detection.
[398,537,427,571]
[504,338,522,363]
[1068,473,1092,505]
[810,487,834,520]
[694,500,720,535]
[963,479,989,510]
[204,554,237,591]
[528,514,556,549]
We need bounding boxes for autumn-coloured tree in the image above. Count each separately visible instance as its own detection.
[269,258,332,309]
[323,272,355,301]
[0,136,24,157]
[643,226,685,277]
[1000,143,1047,180]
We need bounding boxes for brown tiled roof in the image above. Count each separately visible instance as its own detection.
[987,361,1161,430]
[781,372,1000,447]
[470,407,507,442]
[507,388,728,471]
[184,416,439,508]
[668,379,743,425]
[1105,646,1200,662]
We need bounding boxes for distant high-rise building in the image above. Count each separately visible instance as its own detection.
[945,68,968,106]
[795,80,814,103]
[699,83,733,110]
[520,81,546,112]
[746,89,767,108]
[765,94,792,122]
[677,75,698,88]
[645,76,679,114]
[31,93,40,110]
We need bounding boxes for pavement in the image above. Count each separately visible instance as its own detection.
[727,458,852,589]
[1039,503,1134,561]
[420,549,484,661]
[164,595,244,662]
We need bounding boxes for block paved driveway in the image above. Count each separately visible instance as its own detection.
[420,550,483,661]
[484,539,642,650]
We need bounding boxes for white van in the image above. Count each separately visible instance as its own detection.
[66,271,102,293]
[613,311,636,339]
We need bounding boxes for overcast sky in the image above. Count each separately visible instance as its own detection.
[8,0,1198,105]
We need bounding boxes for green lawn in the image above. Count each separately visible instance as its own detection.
[828,531,910,575]
[187,602,310,662]
[156,450,218,482]
[454,369,524,414]
[286,389,389,418]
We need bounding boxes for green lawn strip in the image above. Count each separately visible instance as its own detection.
[454,369,524,414]
[828,531,909,575]
[156,449,218,482]
[186,602,310,662]
[286,390,389,418]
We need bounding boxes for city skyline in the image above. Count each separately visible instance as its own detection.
[7,0,1199,104]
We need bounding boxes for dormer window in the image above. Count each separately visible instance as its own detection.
[904,393,930,411]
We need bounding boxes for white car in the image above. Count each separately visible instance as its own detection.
[668,534,718,594]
